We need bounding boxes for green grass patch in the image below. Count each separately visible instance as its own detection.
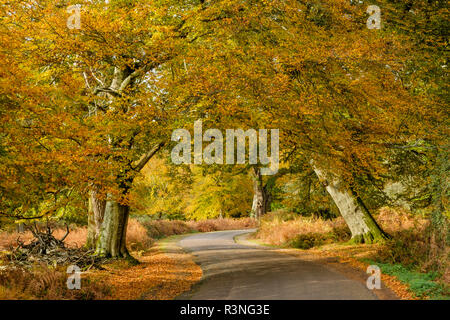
[361,259,449,300]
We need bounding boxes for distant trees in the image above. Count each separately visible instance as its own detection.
[132,157,253,220]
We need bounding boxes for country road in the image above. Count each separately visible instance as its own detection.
[176,230,379,300]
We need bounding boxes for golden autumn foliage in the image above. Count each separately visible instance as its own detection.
[0,0,447,285]
[0,0,445,214]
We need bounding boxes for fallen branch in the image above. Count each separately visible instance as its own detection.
[6,224,108,270]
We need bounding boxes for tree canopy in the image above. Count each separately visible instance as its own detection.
[0,0,447,254]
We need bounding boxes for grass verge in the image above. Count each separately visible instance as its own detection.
[361,259,449,300]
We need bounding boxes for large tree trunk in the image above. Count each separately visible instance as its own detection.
[86,190,106,249]
[83,63,165,259]
[312,165,389,244]
[85,142,164,257]
[94,197,130,258]
[251,167,271,220]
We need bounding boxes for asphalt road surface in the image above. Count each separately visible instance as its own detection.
[177,229,378,300]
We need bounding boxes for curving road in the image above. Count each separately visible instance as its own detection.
[176,229,379,300]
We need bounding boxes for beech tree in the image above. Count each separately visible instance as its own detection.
[1,0,187,257]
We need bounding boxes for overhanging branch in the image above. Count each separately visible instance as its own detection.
[132,141,166,172]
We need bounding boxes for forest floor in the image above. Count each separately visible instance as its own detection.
[0,234,203,300]
[85,235,202,300]
[0,218,255,300]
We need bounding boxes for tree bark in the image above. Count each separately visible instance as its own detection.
[312,165,389,243]
[94,197,130,258]
[251,167,271,220]
[16,223,24,233]
[85,190,106,249]
[86,139,162,258]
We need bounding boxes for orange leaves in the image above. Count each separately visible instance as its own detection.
[88,248,202,300]
[0,0,188,210]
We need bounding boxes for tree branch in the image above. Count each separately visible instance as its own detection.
[132,141,166,172]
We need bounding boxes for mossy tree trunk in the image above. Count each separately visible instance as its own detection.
[312,165,389,244]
